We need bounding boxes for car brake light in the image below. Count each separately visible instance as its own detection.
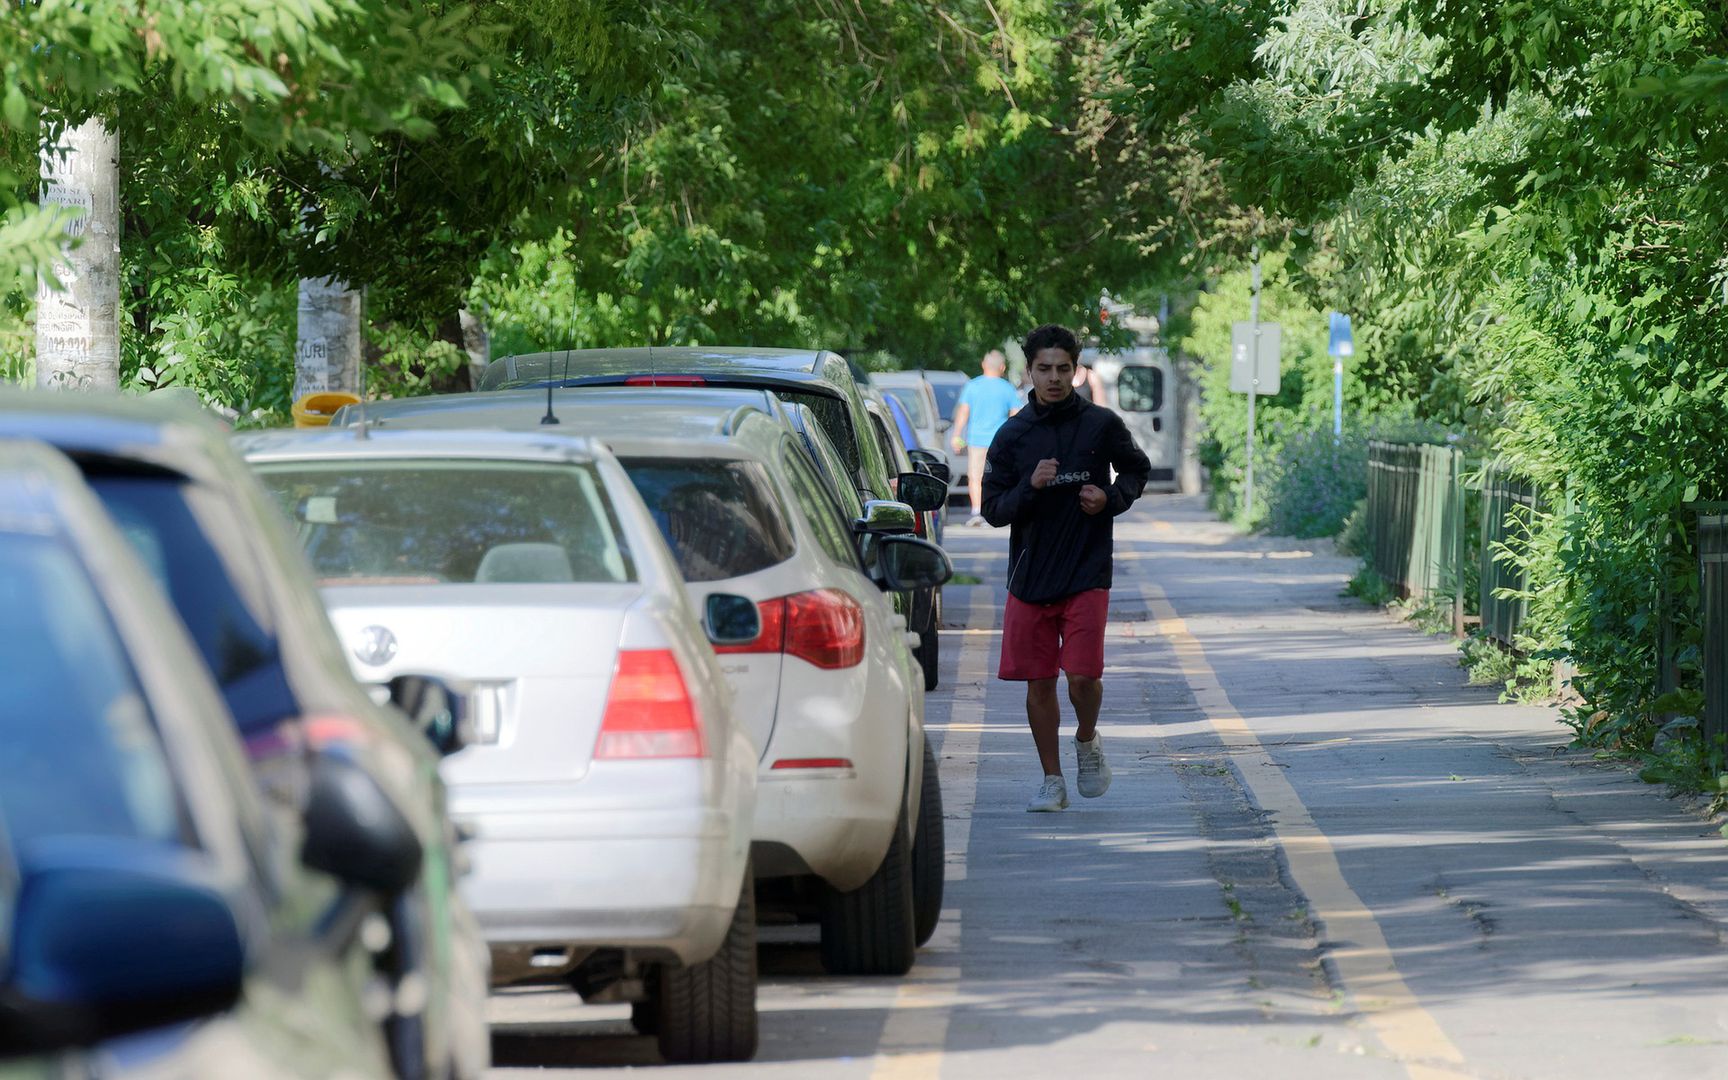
[595,650,704,759]
[785,589,865,669]
[625,374,707,387]
[709,590,865,669]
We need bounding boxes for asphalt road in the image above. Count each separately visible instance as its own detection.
[486,494,1728,1079]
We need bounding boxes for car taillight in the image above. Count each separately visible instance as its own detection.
[711,589,865,669]
[595,650,704,759]
[786,589,865,669]
[625,374,707,387]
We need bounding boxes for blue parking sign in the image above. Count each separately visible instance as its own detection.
[1328,312,1354,357]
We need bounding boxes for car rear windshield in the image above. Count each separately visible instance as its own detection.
[255,460,635,585]
[620,457,796,582]
[0,534,187,849]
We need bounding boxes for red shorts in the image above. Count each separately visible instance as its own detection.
[998,589,1109,681]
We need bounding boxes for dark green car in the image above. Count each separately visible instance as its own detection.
[476,347,947,690]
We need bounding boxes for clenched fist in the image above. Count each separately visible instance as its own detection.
[1078,484,1108,515]
[1030,457,1060,490]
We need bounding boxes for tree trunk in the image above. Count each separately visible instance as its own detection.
[459,307,490,390]
[37,117,120,391]
[295,277,362,398]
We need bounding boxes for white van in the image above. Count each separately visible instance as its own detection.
[1081,345,1180,493]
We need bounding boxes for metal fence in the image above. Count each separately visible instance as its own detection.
[1365,441,1467,633]
[1478,463,1541,648]
[1696,510,1728,744]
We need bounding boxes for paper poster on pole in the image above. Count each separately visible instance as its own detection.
[1229,321,1281,395]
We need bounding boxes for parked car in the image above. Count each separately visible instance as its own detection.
[239,426,760,1063]
[863,392,945,690]
[0,393,490,1080]
[0,439,403,1078]
[320,387,952,968]
[913,368,971,497]
[878,389,954,514]
[465,347,948,690]
[872,371,955,496]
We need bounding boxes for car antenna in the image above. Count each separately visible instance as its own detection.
[541,350,568,426]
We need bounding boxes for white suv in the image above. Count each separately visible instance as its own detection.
[339,386,954,974]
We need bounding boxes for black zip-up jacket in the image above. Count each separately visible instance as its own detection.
[981,393,1152,604]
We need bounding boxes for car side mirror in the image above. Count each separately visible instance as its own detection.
[301,751,424,895]
[0,842,246,1055]
[705,593,762,647]
[877,536,954,591]
[895,471,946,512]
[388,673,469,757]
[906,449,951,485]
[854,499,919,536]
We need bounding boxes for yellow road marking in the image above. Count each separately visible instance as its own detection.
[1140,579,1470,1080]
[870,584,993,1078]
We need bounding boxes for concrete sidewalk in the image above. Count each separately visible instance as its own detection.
[932,493,1728,1079]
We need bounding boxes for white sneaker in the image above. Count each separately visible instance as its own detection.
[1027,774,1069,812]
[1075,733,1112,798]
[966,514,986,528]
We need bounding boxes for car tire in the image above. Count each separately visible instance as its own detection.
[630,990,658,1036]
[916,589,941,692]
[653,868,758,1064]
[911,738,945,947]
[820,802,917,976]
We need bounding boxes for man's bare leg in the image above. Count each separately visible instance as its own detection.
[1026,677,1063,776]
[1068,674,1102,742]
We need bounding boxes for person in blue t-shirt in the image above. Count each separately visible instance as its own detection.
[950,349,1022,526]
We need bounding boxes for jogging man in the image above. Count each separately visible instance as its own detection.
[982,323,1152,812]
[950,350,1021,527]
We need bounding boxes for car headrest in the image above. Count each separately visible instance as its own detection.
[475,542,574,583]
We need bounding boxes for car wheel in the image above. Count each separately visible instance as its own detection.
[911,738,945,947]
[916,589,941,692]
[820,802,916,976]
[653,868,758,1064]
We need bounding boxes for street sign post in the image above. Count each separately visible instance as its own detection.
[1229,321,1281,395]
[1328,312,1353,440]
[1233,250,1280,516]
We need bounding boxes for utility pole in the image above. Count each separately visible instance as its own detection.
[295,277,362,399]
[1245,246,1261,516]
[37,117,120,391]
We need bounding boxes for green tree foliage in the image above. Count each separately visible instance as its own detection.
[1110,0,1728,767]
[474,0,1201,366]
[0,0,488,289]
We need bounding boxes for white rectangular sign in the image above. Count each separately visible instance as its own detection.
[1230,320,1281,396]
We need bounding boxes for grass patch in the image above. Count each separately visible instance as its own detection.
[1344,563,1396,606]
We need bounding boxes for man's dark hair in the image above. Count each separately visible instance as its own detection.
[1022,323,1079,364]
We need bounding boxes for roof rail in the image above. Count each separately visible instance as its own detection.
[720,400,769,436]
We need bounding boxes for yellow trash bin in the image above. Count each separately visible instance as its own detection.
[291,391,362,428]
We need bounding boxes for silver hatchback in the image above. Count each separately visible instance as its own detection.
[241,428,760,1064]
